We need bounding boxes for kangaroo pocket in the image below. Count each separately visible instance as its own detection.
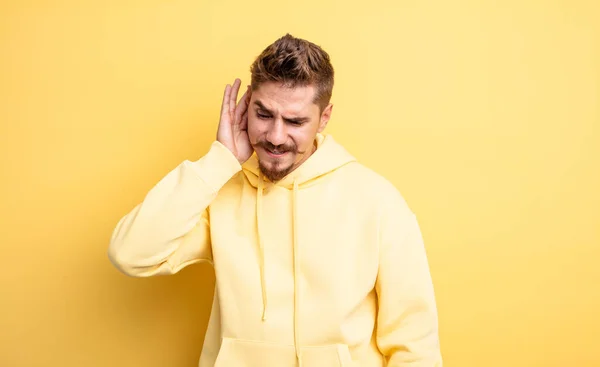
[301,343,356,366]
[214,337,355,367]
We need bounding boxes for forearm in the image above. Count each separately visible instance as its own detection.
[108,141,241,276]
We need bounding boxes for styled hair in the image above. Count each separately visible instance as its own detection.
[250,33,334,111]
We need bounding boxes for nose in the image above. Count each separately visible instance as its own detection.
[265,119,287,147]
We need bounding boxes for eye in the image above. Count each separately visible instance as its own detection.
[288,121,303,126]
[257,112,271,119]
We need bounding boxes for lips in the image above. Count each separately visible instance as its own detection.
[266,148,288,157]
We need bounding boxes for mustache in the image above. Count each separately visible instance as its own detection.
[257,141,297,154]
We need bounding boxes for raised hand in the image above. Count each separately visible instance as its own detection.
[216,78,253,165]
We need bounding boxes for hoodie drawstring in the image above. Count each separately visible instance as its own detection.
[257,172,268,321]
[292,179,302,366]
[256,173,303,365]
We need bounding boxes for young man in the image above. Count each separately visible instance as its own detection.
[108,34,442,366]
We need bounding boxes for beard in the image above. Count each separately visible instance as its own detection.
[259,158,295,182]
[256,140,297,182]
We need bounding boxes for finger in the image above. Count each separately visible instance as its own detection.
[242,85,252,116]
[245,85,252,106]
[220,84,231,118]
[235,85,251,123]
[229,79,241,116]
[234,88,249,124]
[239,108,249,131]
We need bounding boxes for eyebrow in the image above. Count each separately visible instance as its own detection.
[253,100,310,123]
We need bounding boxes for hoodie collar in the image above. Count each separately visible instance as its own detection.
[241,133,356,188]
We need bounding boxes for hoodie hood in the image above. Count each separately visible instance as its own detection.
[239,132,356,365]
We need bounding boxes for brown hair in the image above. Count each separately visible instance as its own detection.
[250,33,334,111]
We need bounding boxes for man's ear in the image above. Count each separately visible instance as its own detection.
[318,103,333,133]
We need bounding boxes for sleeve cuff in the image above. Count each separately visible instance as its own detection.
[187,140,242,192]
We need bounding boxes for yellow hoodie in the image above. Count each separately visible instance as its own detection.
[108,133,442,366]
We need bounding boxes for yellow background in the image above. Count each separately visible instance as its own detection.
[1,0,598,366]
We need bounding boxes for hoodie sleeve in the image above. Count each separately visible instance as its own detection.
[108,141,242,277]
[375,192,443,366]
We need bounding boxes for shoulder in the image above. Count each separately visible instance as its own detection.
[336,161,413,215]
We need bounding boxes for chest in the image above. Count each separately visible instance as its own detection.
[210,182,381,292]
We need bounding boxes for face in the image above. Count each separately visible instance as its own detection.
[247,82,332,182]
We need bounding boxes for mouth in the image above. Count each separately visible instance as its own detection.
[265,148,290,158]
[263,147,289,158]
